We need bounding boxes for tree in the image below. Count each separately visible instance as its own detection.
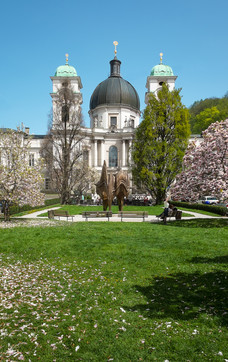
[41,84,91,204]
[0,129,45,221]
[131,83,190,204]
[71,160,99,197]
[189,95,228,134]
[171,119,228,202]
[191,106,220,134]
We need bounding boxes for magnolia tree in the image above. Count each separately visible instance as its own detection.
[0,129,45,221]
[171,119,228,202]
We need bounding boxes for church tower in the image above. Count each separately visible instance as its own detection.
[50,54,83,126]
[145,53,177,104]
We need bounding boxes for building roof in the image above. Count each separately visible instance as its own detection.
[54,59,77,77]
[150,53,174,77]
[151,63,174,76]
[90,58,140,111]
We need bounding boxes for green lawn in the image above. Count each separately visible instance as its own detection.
[0,221,227,361]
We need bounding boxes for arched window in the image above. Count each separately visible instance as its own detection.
[109,146,118,167]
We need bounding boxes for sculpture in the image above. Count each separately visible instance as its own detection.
[96,161,129,211]
[96,161,115,211]
[114,170,130,211]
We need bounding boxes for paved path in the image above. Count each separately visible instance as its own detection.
[17,207,223,223]
[19,207,61,219]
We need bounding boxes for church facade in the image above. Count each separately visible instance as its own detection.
[28,51,177,192]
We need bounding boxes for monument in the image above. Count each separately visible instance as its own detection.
[96,161,130,211]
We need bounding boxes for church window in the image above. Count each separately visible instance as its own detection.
[62,105,69,123]
[109,146,118,167]
[110,117,117,126]
[130,117,135,128]
[29,153,35,167]
[45,178,50,190]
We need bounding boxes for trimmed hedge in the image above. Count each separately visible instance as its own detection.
[9,198,60,215]
[171,201,228,216]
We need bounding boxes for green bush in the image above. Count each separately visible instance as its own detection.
[45,198,60,206]
[171,201,228,216]
[9,198,60,215]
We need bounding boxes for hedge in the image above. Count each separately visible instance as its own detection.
[171,201,228,216]
[9,198,60,215]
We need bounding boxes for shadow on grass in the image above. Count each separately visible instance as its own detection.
[125,271,228,326]
[168,218,228,228]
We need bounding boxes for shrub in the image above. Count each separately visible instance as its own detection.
[9,198,60,215]
[171,201,228,216]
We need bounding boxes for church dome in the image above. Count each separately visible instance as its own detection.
[54,55,77,77]
[151,63,174,76]
[55,64,77,77]
[90,58,140,111]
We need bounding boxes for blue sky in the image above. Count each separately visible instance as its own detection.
[0,0,228,134]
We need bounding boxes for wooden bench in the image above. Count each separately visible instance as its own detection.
[48,210,74,221]
[156,208,182,224]
[82,211,112,221]
[118,211,148,222]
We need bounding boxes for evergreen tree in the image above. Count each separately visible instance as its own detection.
[131,83,190,204]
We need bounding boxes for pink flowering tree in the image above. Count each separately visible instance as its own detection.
[171,119,228,202]
[0,129,45,221]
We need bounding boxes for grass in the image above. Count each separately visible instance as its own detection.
[0,220,227,361]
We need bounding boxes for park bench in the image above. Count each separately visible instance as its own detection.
[156,208,182,224]
[48,210,74,221]
[118,211,148,222]
[82,211,112,221]
[167,209,182,220]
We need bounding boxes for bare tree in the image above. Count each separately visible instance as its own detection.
[41,84,88,204]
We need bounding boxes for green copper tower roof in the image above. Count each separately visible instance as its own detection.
[54,53,77,77]
[150,52,174,76]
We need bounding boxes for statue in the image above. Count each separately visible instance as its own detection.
[96,161,115,211]
[114,170,130,211]
[96,161,130,211]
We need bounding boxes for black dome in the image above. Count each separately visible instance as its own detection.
[90,58,140,111]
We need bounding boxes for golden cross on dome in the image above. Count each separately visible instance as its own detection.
[160,52,163,64]
[113,41,118,57]
[65,53,69,64]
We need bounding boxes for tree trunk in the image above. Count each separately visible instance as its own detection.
[3,201,10,222]
[156,190,165,205]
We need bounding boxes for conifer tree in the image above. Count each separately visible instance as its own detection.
[131,83,190,204]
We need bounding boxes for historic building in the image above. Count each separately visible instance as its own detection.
[21,49,178,191]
